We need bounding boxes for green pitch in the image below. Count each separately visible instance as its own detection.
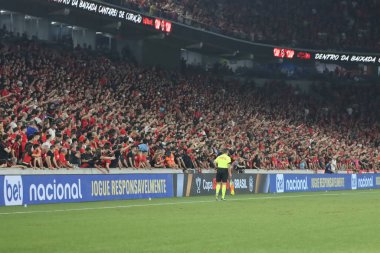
[1,190,380,253]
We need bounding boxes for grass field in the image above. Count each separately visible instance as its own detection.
[1,190,379,253]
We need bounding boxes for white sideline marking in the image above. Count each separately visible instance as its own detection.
[0,191,377,215]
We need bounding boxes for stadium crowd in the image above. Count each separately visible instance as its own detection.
[104,0,380,51]
[0,36,379,172]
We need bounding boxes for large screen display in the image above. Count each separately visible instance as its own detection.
[273,47,379,64]
[49,0,172,33]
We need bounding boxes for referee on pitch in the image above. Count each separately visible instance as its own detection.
[214,149,232,201]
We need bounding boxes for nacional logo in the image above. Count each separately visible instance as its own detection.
[195,177,201,193]
[4,176,23,206]
[276,174,284,193]
[249,176,254,192]
[351,174,357,190]
[285,176,308,191]
[29,179,83,202]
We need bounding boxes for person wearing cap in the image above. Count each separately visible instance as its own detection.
[214,149,232,201]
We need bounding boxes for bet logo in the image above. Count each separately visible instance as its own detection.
[4,176,23,206]
[276,174,284,193]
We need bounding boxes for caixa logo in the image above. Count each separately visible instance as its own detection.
[276,174,284,193]
[29,179,83,202]
[4,176,23,206]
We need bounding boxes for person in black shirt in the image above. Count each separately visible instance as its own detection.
[0,135,11,167]
[69,146,81,168]
[110,145,121,169]
[232,157,246,173]
[45,145,56,169]
[174,149,184,169]
[126,146,137,168]
[207,155,216,169]
[81,147,94,168]
[182,150,195,170]
[253,153,262,170]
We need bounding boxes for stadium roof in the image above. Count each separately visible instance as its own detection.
[1,0,379,64]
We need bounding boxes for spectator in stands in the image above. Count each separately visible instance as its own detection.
[81,147,95,168]
[325,158,334,174]
[165,149,177,168]
[0,134,11,167]
[59,148,73,170]
[124,146,135,168]
[0,35,379,173]
[135,150,148,169]
[153,148,165,168]
[32,144,43,169]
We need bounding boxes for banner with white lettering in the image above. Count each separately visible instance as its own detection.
[48,0,172,33]
[1,174,173,206]
[314,53,379,64]
[181,173,270,197]
[270,173,380,193]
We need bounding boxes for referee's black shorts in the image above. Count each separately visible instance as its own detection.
[216,168,229,183]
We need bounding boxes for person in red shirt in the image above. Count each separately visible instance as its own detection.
[21,142,33,168]
[134,150,141,169]
[0,85,10,97]
[53,145,61,169]
[134,150,148,169]
[19,126,28,152]
[11,135,22,165]
[31,134,41,145]
[59,148,73,169]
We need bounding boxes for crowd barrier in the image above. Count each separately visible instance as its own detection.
[1,174,173,206]
[270,173,380,193]
[1,172,379,206]
[174,173,270,197]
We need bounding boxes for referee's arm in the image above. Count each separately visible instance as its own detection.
[214,158,219,170]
